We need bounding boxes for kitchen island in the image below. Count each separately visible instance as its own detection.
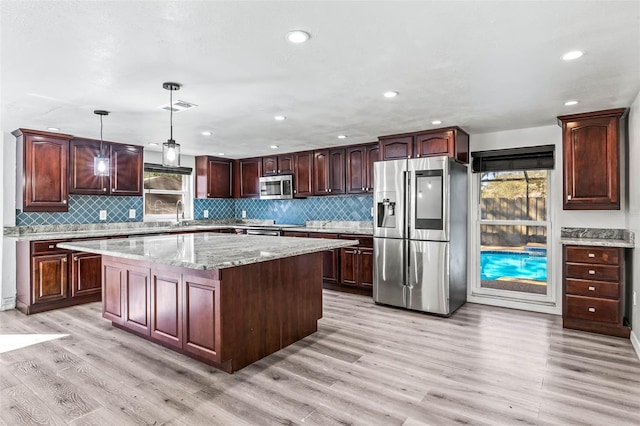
[59,233,357,373]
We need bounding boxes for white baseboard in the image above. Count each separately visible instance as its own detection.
[1,296,16,311]
[631,330,640,361]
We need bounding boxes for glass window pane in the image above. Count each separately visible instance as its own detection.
[145,193,183,215]
[480,171,547,221]
[144,172,183,190]
[480,224,547,294]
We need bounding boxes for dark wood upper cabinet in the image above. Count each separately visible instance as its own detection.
[314,148,345,195]
[235,157,262,198]
[293,151,313,197]
[109,144,143,196]
[558,108,626,210]
[379,127,469,163]
[69,138,109,195]
[262,154,294,176]
[328,149,346,195]
[415,128,469,164]
[195,156,233,198]
[313,150,330,195]
[346,143,379,194]
[13,129,70,212]
[379,135,413,160]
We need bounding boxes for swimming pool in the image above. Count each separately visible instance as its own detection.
[480,251,547,281]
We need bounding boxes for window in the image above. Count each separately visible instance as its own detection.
[470,144,555,307]
[143,164,192,221]
[478,171,549,296]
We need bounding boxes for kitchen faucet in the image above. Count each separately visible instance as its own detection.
[176,199,184,224]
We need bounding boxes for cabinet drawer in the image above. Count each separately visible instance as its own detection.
[565,295,619,324]
[565,278,619,299]
[32,240,69,255]
[565,263,619,282]
[565,246,619,265]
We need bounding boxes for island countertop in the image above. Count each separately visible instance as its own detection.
[57,233,358,270]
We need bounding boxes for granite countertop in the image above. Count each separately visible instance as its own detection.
[560,227,635,248]
[58,233,358,270]
[4,219,374,241]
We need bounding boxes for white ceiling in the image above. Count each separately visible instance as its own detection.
[2,1,639,159]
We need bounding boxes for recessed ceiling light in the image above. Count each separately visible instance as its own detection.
[562,50,583,61]
[337,135,347,139]
[564,100,579,106]
[274,115,286,121]
[286,30,310,43]
[270,145,279,149]
[47,127,60,131]
[148,142,159,146]
[383,91,399,98]
[201,131,212,136]
[431,120,442,125]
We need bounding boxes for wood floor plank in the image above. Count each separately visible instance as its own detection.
[1,290,639,425]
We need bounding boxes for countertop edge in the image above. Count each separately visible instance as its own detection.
[560,238,635,248]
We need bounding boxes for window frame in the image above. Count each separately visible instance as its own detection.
[470,169,555,306]
[143,170,192,222]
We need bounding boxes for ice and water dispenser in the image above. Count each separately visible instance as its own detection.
[376,192,397,228]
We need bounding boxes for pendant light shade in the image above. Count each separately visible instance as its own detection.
[93,110,110,177]
[162,82,181,167]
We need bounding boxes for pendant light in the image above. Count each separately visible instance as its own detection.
[162,82,181,167]
[93,110,110,176]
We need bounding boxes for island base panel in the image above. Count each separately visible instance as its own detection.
[102,252,323,373]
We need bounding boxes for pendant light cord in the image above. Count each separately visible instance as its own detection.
[170,87,174,142]
[99,114,104,156]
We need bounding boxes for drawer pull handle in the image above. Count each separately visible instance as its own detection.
[588,286,596,291]
[588,270,596,275]
[48,245,54,249]
[588,307,596,313]
[588,253,595,258]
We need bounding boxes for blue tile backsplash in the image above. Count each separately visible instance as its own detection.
[235,195,373,225]
[16,195,143,226]
[17,194,373,226]
[193,198,235,219]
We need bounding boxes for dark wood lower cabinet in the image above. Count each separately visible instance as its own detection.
[285,232,373,294]
[71,252,102,297]
[102,252,322,373]
[16,239,102,315]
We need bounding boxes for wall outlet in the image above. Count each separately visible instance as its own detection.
[129,209,136,219]
[242,210,247,218]
[99,210,107,220]
[634,291,637,306]
[203,209,209,218]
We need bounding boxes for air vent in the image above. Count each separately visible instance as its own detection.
[159,100,198,113]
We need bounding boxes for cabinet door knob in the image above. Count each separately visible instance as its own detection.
[588,286,596,291]
[293,190,297,194]
[62,257,67,263]
[207,193,210,196]
[588,253,595,258]
[48,245,55,249]
[567,195,572,200]
[588,270,596,275]
[588,307,596,313]
[416,154,420,158]
[112,188,116,192]
[103,188,107,192]
[62,200,67,204]
[73,256,79,261]
[329,189,332,193]
[278,170,281,173]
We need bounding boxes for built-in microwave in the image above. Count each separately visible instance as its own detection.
[259,175,293,199]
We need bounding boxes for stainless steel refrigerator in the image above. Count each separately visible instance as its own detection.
[373,156,467,316]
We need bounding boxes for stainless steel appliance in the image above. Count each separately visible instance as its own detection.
[373,156,467,316]
[259,175,293,200]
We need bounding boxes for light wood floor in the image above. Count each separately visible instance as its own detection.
[1,290,639,425]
